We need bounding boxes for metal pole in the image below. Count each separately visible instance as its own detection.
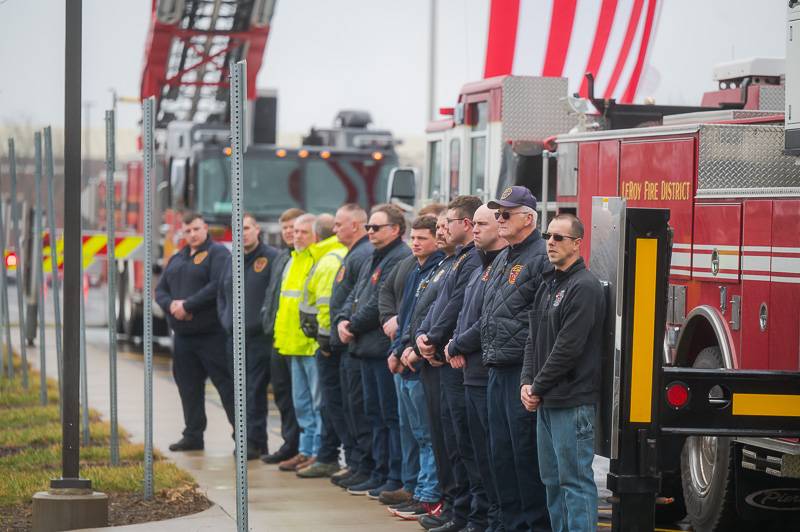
[541,151,550,231]
[230,59,249,532]
[105,110,119,465]
[34,132,47,405]
[80,252,89,445]
[44,127,64,403]
[51,0,91,491]
[0,161,12,379]
[427,0,437,122]
[8,138,29,389]
[142,96,155,500]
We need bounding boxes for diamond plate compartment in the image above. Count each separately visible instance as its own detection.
[758,85,785,111]
[501,77,577,142]
[697,124,800,193]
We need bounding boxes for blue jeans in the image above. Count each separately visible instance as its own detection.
[360,357,401,484]
[289,355,322,457]
[398,376,440,502]
[537,404,598,532]
[395,374,419,494]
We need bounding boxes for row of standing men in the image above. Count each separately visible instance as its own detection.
[154,185,605,532]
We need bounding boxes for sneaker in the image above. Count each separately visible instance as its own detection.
[338,472,370,489]
[346,478,383,496]
[296,461,340,478]
[331,467,351,481]
[168,437,204,451]
[378,487,413,505]
[330,469,355,487]
[367,480,403,500]
[388,499,419,516]
[278,453,309,471]
[418,514,449,530]
[395,500,443,520]
[261,448,297,464]
[429,519,466,532]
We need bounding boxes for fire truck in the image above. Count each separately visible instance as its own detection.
[422,10,800,527]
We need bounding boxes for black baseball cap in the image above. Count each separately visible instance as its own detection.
[487,186,538,211]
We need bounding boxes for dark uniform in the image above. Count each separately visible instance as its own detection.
[155,235,234,445]
[217,241,278,454]
[329,235,374,480]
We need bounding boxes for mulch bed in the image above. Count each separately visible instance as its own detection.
[0,484,213,531]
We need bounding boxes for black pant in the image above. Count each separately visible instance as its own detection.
[272,345,300,455]
[440,365,482,525]
[420,363,457,515]
[226,333,271,451]
[317,349,355,464]
[341,351,374,475]
[465,384,502,532]
[172,328,235,442]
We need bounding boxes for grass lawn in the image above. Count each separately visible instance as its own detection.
[0,356,211,530]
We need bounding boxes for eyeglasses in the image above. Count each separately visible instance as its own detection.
[494,210,530,221]
[542,232,580,242]
[446,217,469,224]
[364,223,396,233]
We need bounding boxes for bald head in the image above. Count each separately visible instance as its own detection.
[472,205,506,251]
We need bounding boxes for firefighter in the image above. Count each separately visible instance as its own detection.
[445,204,507,532]
[480,186,550,531]
[327,204,375,489]
[260,208,303,464]
[337,204,411,497]
[155,211,235,452]
[521,214,605,532]
[295,214,348,478]
[274,213,324,472]
[415,196,486,532]
[217,213,278,460]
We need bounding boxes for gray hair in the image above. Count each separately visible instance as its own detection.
[315,213,336,240]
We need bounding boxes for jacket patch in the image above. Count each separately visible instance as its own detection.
[481,265,492,282]
[253,257,268,273]
[453,254,467,270]
[433,268,446,282]
[371,267,381,285]
[508,264,524,284]
[336,265,346,283]
[553,289,566,307]
[193,251,208,265]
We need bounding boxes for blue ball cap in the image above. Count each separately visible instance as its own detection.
[487,186,538,211]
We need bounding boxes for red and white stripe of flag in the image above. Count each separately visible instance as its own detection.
[484,0,662,103]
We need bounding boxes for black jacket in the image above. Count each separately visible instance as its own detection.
[155,236,229,335]
[340,237,411,358]
[450,248,504,386]
[379,254,418,326]
[417,242,482,356]
[480,230,548,367]
[260,247,291,338]
[521,258,606,408]
[330,235,373,350]
[217,242,278,336]
[404,254,454,361]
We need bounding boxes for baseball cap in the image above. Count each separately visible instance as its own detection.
[487,186,538,211]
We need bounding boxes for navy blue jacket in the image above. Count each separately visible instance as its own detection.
[330,235,373,350]
[217,241,278,337]
[417,242,482,359]
[155,236,230,335]
[404,254,455,361]
[450,248,504,386]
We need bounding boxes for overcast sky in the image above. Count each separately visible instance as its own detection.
[0,0,789,144]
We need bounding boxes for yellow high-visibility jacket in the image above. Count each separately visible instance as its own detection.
[274,245,316,356]
[300,235,347,341]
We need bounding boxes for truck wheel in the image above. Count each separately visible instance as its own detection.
[680,346,738,532]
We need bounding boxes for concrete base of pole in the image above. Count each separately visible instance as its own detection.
[31,490,108,532]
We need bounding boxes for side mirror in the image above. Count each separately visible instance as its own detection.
[386,167,417,212]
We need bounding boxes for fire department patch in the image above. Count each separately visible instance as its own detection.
[453,254,467,270]
[371,267,381,285]
[481,265,492,282]
[553,289,566,307]
[336,266,346,283]
[433,268,446,282]
[193,251,208,265]
[501,187,513,200]
[253,257,268,273]
[508,264,524,284]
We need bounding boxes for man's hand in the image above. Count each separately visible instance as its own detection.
[416,334,436,357]
[338,321,354,344]
[449,355,465,369]
[387,354,402,374]
[520,384,541,412]
[171,300,189,320]
[382,316,399,340]
[400,347,419,372]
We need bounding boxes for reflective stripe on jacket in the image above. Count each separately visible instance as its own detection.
[299,235,347,338]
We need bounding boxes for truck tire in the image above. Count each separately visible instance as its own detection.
[680,345,738,532]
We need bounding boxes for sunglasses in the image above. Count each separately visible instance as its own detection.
[542,232,580,242]
[364,223,396,233]
[494,210,530,221]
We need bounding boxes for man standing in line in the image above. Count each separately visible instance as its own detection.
[217,213,278,459]
[416,196,486,532]
[337,204,411,496]
[260,208,303,464]
[274,213,323,472]
[446,205,507,531]
[521,214,605,532]
[480,186,550,531]
[296,214,348,477]
[327,204,376,488]
[156,212,234,452]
